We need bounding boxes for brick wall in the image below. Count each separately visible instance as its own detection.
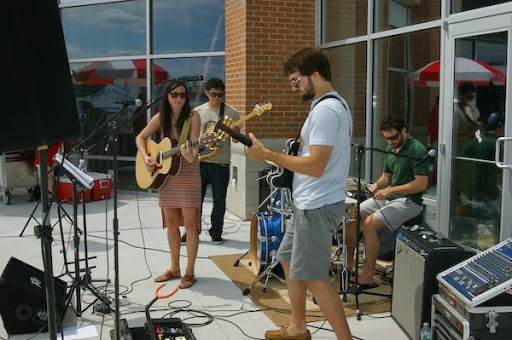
[225,0,316,219]
[225,0,316,138]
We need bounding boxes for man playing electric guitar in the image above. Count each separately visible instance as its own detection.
[193,77,240,244]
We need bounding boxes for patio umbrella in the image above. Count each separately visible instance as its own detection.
[73,60,169,85]
[406,57,506,86]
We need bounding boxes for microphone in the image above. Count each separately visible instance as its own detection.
[114,99,143,107]
[170,75,204,83]
[215,120,253,147]
[412,149,437,167]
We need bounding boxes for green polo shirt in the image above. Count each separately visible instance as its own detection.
[383,134,429,205]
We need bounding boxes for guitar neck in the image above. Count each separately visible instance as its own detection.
[162,138,203,159]
[233,112,255,128]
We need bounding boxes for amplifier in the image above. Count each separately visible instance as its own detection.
[391,225,465,340]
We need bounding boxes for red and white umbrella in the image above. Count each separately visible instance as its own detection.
[406,57,506,86]
[73,60,169,85]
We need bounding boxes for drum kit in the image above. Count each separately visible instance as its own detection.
[232,166,293,295]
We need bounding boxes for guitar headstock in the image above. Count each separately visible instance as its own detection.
[200,132,220,146]
[215,116,235,142]
[251,101,272,117]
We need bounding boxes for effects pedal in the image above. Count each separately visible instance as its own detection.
[126,318,197,340]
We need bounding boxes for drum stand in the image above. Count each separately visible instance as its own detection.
[242,186,292,295]
[243,253,285,295]
[233,167,283,267]
[330,206,355,302]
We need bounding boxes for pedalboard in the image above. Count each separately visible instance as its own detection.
[120,318,197,340]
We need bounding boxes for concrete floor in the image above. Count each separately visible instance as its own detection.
[0,189,411,340]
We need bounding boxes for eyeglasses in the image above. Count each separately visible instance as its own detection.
[384,132,401,141]
[207,91,224,98]
[463,94,476,100]
[169,92,187,99]
[289,76,302,88]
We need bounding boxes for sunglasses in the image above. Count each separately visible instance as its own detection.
[169,92,187,99]
[384,131,401,141]
[289,76,302,88]
[207,91,224,98]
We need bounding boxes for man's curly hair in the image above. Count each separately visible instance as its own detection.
[379,114,406,132]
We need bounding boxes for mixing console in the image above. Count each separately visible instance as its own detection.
[437,239,512,307]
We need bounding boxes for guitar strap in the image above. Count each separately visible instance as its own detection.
[292,94,346,145]
[178,110,194,145]
[219,102,225,118]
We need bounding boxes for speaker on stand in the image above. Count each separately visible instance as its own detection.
[2,2,81,338]
[0,257,67,335]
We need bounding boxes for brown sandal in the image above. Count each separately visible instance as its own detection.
[154,269,181,282]
[178,274,197,289]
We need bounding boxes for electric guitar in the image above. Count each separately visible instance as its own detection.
[197,101,272,161]
[135,133,218,190]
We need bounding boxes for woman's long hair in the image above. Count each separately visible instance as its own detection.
[159,81,191,138]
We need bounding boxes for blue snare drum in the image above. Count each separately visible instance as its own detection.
[249,211,284,275]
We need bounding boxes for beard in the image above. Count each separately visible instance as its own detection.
[301,80,315,101]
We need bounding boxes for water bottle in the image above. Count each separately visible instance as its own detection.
[420,322,432,340]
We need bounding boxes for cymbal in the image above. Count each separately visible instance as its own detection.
[346,184,358,192]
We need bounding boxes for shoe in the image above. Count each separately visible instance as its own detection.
[181,233,186,242]
[265,326,311,340]
[178,274,197,289]
[349,282,379,293]
[154,269,181,282]
[211,234,224,244]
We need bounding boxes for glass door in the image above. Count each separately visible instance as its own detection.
[440,11,511,250]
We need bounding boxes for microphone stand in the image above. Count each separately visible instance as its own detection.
[72,106,128,340]
[34,146,59,340]
[351,143,426,320]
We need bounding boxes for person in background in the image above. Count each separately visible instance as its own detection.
[346,115,429,288]
[454,82,482,153]
[453,82,482,216]
[427,95,439,147]
[246,47,353,340]
[193,77,240,244]
[135,81,201,289]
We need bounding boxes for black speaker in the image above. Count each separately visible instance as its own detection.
[391,226,466,340]
[0,257,68,335]
[1,0,80,153]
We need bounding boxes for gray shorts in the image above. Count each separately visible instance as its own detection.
[360,197,422,231]
[277,201,345,281]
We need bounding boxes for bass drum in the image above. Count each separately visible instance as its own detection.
[250,212,284,275]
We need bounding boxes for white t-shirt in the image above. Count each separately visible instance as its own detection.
[292,92,352,210]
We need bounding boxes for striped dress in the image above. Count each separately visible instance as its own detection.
[159,125,201,228]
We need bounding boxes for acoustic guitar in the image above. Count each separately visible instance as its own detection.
[135,133,217,190]
[197,101,272,161]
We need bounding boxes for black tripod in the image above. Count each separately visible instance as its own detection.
[20,167,72,238]
[60,179,112,316]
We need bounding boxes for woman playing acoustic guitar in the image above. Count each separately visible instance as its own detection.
[135,81,201,289]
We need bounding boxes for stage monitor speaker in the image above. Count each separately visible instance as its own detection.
[1,0,80,153]
[391,226,465,340]
[0,257,68,335]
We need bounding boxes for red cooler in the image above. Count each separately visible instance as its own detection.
[57,176,92,204]
[88,172,112,201]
